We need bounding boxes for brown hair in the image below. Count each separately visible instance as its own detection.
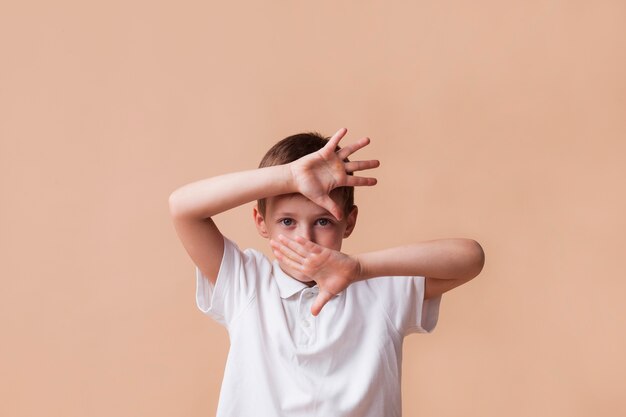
[257,131,354,217]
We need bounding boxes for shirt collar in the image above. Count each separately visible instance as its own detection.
[272,260,344,299]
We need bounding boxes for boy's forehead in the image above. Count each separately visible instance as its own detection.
[268,193,321,208]
[266,193,337,215]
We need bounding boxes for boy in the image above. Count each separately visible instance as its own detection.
[168,127,485,417]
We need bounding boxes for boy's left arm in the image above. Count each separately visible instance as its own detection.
[355,239,485,300]
[271,235,485,316]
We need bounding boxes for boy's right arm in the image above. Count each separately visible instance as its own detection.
[168,164,296,285]
[168,127,379,286]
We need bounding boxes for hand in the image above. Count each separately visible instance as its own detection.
[270,234,361,316]
[289,128,379,220]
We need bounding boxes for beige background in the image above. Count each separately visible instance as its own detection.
[1,1,625,416]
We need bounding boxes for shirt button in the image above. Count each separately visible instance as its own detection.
[306,292,314,298]
[301,319,310,328]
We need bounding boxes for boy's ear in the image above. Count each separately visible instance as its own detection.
[343,205,359,238]
[253,205,270,238]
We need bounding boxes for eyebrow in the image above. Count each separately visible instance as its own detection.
[275,211,332,218]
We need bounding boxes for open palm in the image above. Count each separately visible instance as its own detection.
[270,234,361,316]
[289,128,379,220]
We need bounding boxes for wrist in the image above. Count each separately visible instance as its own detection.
[283,162,299,194]
[353,254,368,283]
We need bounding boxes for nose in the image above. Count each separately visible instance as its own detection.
[297,225,314,243]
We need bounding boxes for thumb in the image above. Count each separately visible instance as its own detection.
[315,195,342,221]
[311,289,335,316]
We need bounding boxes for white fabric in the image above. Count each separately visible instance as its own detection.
[195,235,442,417]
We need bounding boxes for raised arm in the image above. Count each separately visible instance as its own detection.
[168,128,379,285]
[168,164,296,284]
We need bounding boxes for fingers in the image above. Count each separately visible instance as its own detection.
[271,243,304,271]
[314,194,344,221]
[311,289,335,316]
[344,159,380,173]
[337,136,371,160]
[270,240,300,264]
[326,130,376,174]
[291,235,323,254]
[275,234,309,258]
[275,251,303,271]
[324,128,348,153]
[276,234,323,260]
[270,237,306,264]
[345,175,378,187]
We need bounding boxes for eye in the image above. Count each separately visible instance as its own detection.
[315,218,332,226]
[279,218,294,226]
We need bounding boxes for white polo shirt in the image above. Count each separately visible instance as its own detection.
[195,236,442,417]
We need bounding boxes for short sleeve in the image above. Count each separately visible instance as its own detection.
[369,275,442,336]
[195,235,264,327]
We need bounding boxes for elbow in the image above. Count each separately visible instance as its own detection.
[466,239,485,279]
[168,189,211,220]
[168,190,184,218]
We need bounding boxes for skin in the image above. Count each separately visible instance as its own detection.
[255,192,484,318]
[270,231,484,316]
[169,127,379,307]
[253,191,359,286]
[169,127,484,317]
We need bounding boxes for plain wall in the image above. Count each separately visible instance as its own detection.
[1,1,625,416]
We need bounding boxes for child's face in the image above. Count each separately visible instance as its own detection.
[253,192,358,284]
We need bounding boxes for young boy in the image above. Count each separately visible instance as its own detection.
[168,127,485,417]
